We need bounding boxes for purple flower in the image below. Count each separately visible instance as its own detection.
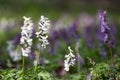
[83,26,97,48]
[99,10,111,43]
[104,34,110,43]
[99,43,107,59]
[99,11,110,32]
[59,29,70,45]
[68,23,80,39]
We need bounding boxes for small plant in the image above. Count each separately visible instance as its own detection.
[98,10,113,60]
[19,15,50,79]
[88,58,120,80]
[20,16,33,80]
[35,15,50,71]
[64,46,76,71]
[89,62,110,80]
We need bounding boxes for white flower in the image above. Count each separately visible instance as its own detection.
[39,35,49,48]
[36,31,42,38]
[41,40,49,48]
[64,46,76,71]
[39,15,50,31]
[36,15,50,48]
[20,16,33,57]
[20,36,26,45]
[27,38,33,46]
[64,60,70,71]
[21,47,31,57]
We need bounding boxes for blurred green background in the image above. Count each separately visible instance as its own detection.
[0,0,120,19]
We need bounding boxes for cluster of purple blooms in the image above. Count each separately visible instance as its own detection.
[99,10,111,43]
[48,22,80,55]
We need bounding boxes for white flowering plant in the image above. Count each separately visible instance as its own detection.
[36,15,50,48]
[64,46,76,71]
[34,15,50,72]
[19,15,51,79]
[20,16,33,57]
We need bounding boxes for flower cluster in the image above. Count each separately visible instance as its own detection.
[20,16,33,57]
[36,15,50,48]
[64,46,76,71]
[99,10,111,43]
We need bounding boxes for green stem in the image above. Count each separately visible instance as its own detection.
[107,42,113,59]
[109,47,113,61]
[75,42,80,73]
[77,55,80,74]
[34,46,41,72]
[22,56,25,80]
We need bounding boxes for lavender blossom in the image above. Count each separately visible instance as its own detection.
[83,26,97,48]
[48,31,61,55]
[68,23,80,39]
[99,10,111,43]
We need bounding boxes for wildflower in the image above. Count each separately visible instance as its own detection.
[20,16,33,57]
[64,46,76,71]
[36,15,50,48]
[21,47,31,57]
[99,10,111,43]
